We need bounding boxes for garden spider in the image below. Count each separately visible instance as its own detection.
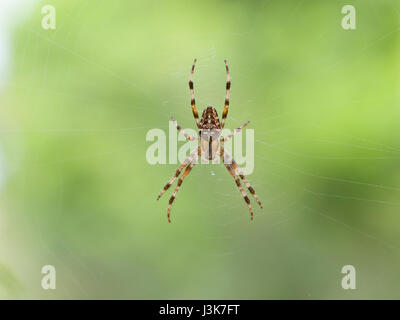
[157,59,262,222]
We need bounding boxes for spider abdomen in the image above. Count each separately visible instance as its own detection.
[199,106,221,160]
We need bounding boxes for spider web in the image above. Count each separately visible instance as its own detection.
[0,0,400,299]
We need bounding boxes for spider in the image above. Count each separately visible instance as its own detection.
[157,59,262,222]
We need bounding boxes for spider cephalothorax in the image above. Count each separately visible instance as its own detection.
[157,59,262,222]
[199,106,221,130]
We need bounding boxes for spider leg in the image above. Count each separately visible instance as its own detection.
[231,160,263,209]
[221,120,250,142]
[224,162,253,220]
[189,59,200,128]
[157,149,198,200]
[221,60,231,129]
[167,161,197,223]
[218,145,253,219]
[221,146,263,209]
[171,117,198,141]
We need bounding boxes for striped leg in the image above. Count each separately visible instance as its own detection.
[221,60,231,128]
[221,147,262,209]
[221,121,250,142]
[157,149,197,200]
[224,163,253,220]
[167,162,196,223]
[171,117,197,141]
[231,160,263,209]
[189,59,200,128]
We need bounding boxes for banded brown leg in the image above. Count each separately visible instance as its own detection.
[171,117,198,141]
[189,59,200,128]
[221,60,231,128]
[220,146,262,209]
[231,160,263,208]
[224,163,253,220]
[219,146,253,219]
[167,161,196,223]
[221,121,250,142]
[157,149,198,200]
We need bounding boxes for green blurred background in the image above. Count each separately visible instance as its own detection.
[0,0,400,299]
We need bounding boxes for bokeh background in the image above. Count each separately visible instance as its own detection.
[0,0,400,299]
